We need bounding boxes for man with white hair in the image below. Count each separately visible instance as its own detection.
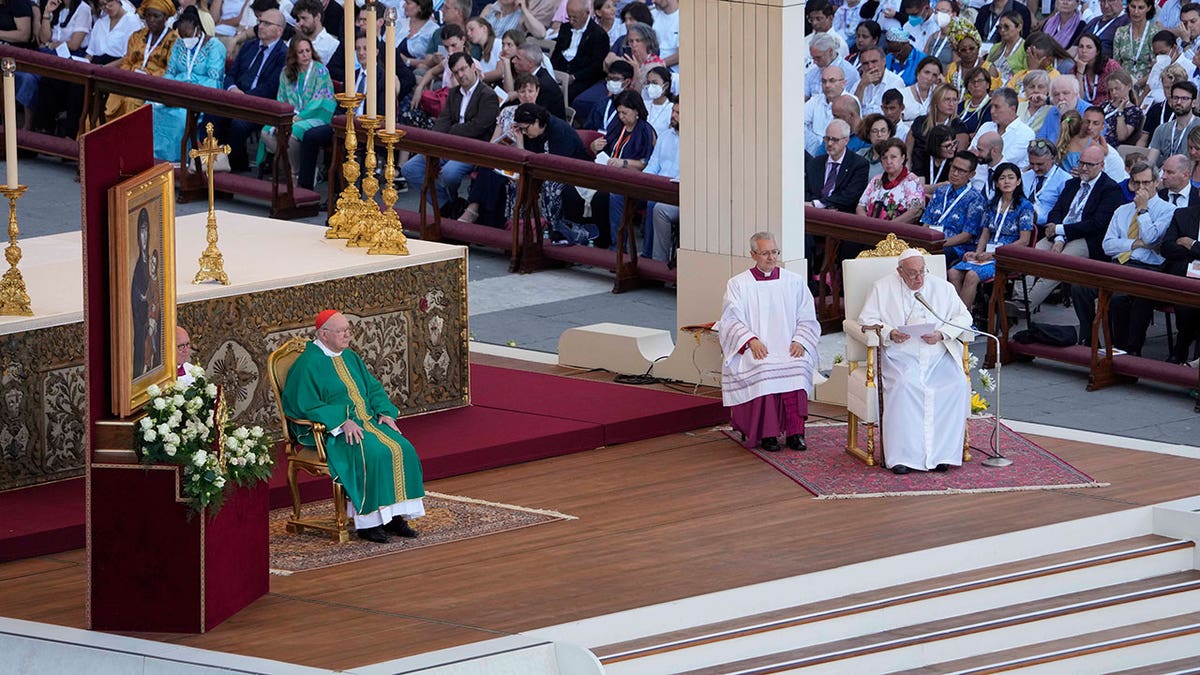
[858,249,973,475]
[719,232,820,453]
[805,65,847,155]
[805,119,870,211]
[806,32,860,99]
[1036,76,1090,142]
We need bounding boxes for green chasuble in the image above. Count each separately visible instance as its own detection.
[281,341,424,515]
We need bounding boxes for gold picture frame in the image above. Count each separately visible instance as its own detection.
[109,163,177,418]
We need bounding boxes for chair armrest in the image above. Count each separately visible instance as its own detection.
[843,319,882,347]
[286,417,329,461]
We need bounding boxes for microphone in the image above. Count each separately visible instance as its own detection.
[912,291,1011,468]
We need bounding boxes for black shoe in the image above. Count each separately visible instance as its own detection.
[891,465,911,475]
[786,434,806,451]
[357,525,389,543]
[934,463,951,472]
[760,437,781,452]
[384,517,419,538]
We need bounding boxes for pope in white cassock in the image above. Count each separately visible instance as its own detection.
[719,232,821,452]
[858,249,973,474]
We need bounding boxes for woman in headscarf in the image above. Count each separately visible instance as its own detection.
[259,36,335,180]
[153,6,226,162]
[104,0,179,120]
[944,18,993,95]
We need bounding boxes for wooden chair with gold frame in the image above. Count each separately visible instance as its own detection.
[266,336,350,543]
[840,234,972,468]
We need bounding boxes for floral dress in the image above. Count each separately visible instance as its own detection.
[1103,100,1144,146]
[858,168,925,221]
[951,197,1035,281]
[1113,21,1161,84]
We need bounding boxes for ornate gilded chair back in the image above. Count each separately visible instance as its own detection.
[843,234,946,362]
[266,336,311,447]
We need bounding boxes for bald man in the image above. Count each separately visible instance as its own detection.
[550,0,609,101]
[805,119,870,213]
[1021,145,1128,315]
[282,310,426,543]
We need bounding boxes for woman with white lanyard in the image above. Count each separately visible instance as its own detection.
[153,6,226,162]
[104,0,179,120]
[949,161,1034,309]
[923,0,957,66]
[1113,0,1161,95]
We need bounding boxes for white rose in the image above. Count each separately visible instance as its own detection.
[233,427,249,440]
[143,429,157,441]
[214,477,226,488]
[250,426,263,436]
[139,417,152,429]
[148,384,162,396]
[172,394,185,407]
[164,444,177,456]
[205,383,217,397]
[153,398,168,410]
[188,364,205,378]
[192,450,207,466]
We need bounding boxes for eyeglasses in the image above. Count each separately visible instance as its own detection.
[258,19,283,27]
[1129,179,1157,187]
[899,267,928,278]
[949,164,972,174]
[752,249,781,257]
[1171,95,1195,102]
[820,77,845,84]
[320,327,353,336]
[513,123,531,133]
[823,135,849,143]
[176,341,191,349]
[1028,139,1053,150]
[1077,160,1102,169]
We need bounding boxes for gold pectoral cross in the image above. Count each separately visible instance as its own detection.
[190,123,232,285]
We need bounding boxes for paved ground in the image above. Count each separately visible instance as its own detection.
[12,155,1199,446]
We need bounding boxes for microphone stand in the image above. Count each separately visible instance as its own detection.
[914,292,1012,468]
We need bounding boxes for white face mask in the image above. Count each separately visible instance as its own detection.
[1156,53,1172,67]
[934,11,951,27]
[645,83,665,100]
[606,79,624,95]
[181,36,200,48]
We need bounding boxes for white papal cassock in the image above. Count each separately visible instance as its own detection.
[858,271,972,471]
[718,268,820,407]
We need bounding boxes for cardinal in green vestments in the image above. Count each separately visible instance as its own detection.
[282,310,425,543]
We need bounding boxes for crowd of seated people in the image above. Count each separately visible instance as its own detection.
[1,0,683,261]
[805,0,1200,364]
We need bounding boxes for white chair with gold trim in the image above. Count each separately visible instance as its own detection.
[267,336,350,543]
[840,234,972,467]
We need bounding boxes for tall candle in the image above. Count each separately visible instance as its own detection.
[2,60,17,188]
[365,0,377,116]
[385,8,396,132]
[343,0,354,95]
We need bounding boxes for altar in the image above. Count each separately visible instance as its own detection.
[0,210,469,492]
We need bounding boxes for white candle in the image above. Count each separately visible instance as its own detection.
[385,9,396,132]
[365,1,377,116]
[2,60,17,188]
[343,0,354,95]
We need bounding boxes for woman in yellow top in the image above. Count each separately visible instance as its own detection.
[944,19,998,95]
[986,11,1026,88]
[104,0,179,120]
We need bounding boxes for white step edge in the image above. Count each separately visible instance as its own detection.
[735,585,1200,675]
[526,507,1157,649]
[608,547,1195,675]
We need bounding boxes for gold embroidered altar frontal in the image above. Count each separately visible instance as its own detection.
[0,211,468,491]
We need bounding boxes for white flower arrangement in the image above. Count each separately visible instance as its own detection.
[134,366,274,514]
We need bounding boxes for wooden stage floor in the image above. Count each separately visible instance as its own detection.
[2,355,1199,671]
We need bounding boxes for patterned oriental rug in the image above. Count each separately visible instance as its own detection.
[740,419,1107,499]
[269,492,575,573]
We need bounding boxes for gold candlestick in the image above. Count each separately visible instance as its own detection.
[326,93,367,240]
[350,116,382,247]
[0,185,31,315]
[368,130,409,256]
[189,123,232,285]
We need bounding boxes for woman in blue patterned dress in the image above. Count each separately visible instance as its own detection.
[949,161,1034,310]
[152,7,226,162]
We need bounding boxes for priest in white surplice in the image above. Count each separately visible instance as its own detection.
[858,249,972,474]
[719,232,821,452]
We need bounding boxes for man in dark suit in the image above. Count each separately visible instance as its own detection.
[401,52,499,209]
[206,9,288,172]
[1158,154,1200,209]
[1161,203,1200,362]
[297,30,415,191]
[514,42,567,120]
[803,119,869,213]
[550,0,609,103]
[1022,145,1128,312]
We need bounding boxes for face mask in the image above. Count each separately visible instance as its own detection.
[934,11,951,27]
[645,83,665,100]
[606,79,624,95]
[1156,53,1172,67]
[908,14,924,27]
[181,36,199,48]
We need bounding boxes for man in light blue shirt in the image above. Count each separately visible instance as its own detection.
[1072,162,1173,354]
[647,102,681,262]
[1021,139,1069,225]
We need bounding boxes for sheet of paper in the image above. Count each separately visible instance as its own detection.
[55,43,71,59]
[1188,261,1200,279]
[897,323,936,341]
[594,151,611,166]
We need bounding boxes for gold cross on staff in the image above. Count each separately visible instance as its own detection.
[190,123,232,285]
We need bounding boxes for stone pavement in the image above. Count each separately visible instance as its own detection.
[12,156,1198,446]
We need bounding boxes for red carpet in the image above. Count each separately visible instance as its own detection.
[741,419,1105,498]
[1,363,726,562]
